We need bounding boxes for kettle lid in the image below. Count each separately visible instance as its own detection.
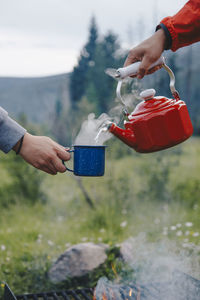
[131,89,173,116]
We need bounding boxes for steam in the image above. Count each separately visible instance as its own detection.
[120,233,197,283]
[74,79,141,146]
[74,113,116,146]
[95,233,200,299]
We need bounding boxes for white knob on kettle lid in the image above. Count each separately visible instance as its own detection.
[140,89,156,101]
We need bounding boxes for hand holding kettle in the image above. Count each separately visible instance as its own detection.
[106,56,193,153]
[124,0,200,79]
[124,29,167,79]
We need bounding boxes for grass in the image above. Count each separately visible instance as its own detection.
[1,137,200,296]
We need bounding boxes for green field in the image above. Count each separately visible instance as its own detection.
[1,137,200,296]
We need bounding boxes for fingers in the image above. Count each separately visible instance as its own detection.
[137,55,153,79]
[146,65,163,75]
[49,162,59,174]
[124,53,159,79]
[123,49,155,79]
[51,157,66,173]
[34,148,70,175]
[123,32,164,79]
[57,147,71,161]
[48,147,71,173]
[36,157,65,175]
[124,52,139,67]
[35,159,62,175]
[41,166,57,175]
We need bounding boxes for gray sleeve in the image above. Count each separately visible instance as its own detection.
[0,107,27,153]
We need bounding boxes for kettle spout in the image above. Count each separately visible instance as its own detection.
[108,123,137,149]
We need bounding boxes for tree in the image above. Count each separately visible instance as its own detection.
[86,31,122,113]
[70,16,98,105]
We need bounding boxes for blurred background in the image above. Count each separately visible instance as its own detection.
[1,0,200,296]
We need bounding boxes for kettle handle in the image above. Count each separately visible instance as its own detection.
[162,63,180,100]
[116,56,164,79]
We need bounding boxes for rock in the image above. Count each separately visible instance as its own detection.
[48,242,108,283]
[120,233,147,264]
[120,237,136,264]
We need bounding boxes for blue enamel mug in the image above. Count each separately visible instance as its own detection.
[63,145,107,176]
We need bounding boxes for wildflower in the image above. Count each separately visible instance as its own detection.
[162,231,168,236]
[120,221,127,228]
[170,226,176,231]
[122,209,127,215]
[81,237,88,242]
[65,242,71,248]
[154,218,160,225]
[188,242,195,249]
[185,231,190,236]
[1,245,6,251]
[47,240,54,246]
[185,222,193,227]
[176,230,183,236]
[99,228,105,233]
[162,227,168,235]
[57,216,63,222]
[193,204,198,210]
[182,242,195,249]
[192,232,199,237]
[1,283,5,289]
[176,224,182,228]
[98,237,103,242]
[183,238,189,242]
[163,204,168,211]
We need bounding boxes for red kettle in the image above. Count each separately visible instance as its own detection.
[108,59,193,153]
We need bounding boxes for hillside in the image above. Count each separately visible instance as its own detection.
[0,73,71,124]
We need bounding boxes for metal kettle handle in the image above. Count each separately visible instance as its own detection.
[162,63,180,100]
[116,57,180,110]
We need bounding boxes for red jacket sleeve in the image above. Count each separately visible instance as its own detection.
[160,0,200,51]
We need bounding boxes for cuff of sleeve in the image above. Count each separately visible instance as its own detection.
[156,23,172,50]
[159,17,179,52]
[0,116,27,153]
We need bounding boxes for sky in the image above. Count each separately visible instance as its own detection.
[0,0,187,77]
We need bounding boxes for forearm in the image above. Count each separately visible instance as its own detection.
[158,0,200,51]
[0,107,26,153]
[0,107,70,175]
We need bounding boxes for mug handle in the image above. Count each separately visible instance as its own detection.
[62,149,74,173]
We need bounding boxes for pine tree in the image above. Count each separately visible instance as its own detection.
[86,31,122,113]
[70,16,98,105]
